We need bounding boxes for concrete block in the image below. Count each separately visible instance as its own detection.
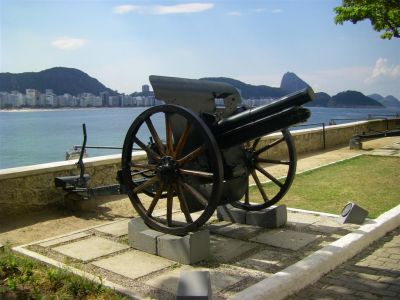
[157,230,210,264]
[128,218,164,255]
[177,271,211,300]
[217,204,247,223]
[246,205,287,228]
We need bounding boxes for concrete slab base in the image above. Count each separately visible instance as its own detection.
[93,250,174,280]
[250,229,319,251]
[128,217,210,264]
[53,236,129,261]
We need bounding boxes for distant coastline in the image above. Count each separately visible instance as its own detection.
[0,106,150,113]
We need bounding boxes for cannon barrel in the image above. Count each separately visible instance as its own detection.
[215,88,314,148]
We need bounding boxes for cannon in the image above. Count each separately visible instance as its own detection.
[120,75,314,235]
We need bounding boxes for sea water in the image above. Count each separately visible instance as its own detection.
[0,106,399,169]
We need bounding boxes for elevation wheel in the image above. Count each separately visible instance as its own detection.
[121,104,223,235]
[231,128,297,211]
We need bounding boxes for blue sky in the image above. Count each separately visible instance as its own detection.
[1,0,399,98]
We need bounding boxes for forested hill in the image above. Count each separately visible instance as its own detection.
[329,91,383,108]
[0,67,115,96]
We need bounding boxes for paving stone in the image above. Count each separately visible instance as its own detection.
[217,205,247,223]
[92,250,174,279]
[95,219,130,237]
[246,205,287,228]
[177,271,211,300]
[53,236,129,261]
[235,249,293,272]
[250,229,319,250]
[39,232,90,247]
[287,212,321,227]
[209,221,263,240]
[309,217,344,234]
[209,235,258,263]
[157,230,210,264]
[145,266,242,295]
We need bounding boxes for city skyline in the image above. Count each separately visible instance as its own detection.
[1,0,399,99]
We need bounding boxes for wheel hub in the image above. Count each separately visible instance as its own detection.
[156,156,178,184]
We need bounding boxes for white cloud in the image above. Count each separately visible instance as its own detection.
[153,3,214,14]
[250,8,267,13]
[51,37,87,50]
[227,11,242,16]
[113,5,140,14]
[271,9,283,14]
[367,58,400,82]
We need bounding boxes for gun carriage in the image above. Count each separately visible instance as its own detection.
[56,75,314,235]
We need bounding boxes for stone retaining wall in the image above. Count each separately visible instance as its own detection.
[1,118,399,215]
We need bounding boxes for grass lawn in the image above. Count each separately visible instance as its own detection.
[250,155,400,218]
[0,245,126,299]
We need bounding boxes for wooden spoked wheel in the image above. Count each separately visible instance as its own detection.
[231,128,297,211]
[121,105,223,235]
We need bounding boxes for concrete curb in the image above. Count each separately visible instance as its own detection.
[228,204,400,300]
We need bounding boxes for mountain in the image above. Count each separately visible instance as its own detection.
[328,91,383,108]
[368,93,384,102]
[310,92,331,107]
[201,77,286,99]
[0,67,114,96]
[380,95,400,108]
[280,72,310,93]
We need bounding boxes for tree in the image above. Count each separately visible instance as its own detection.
[334,0,400,39]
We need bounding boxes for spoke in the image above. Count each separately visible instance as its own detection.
[175,181,193,223]
[130,162,156,170]
[134,137,160,161]
[165,113,174,156]
[254,136,285,156]
[244,185,249,204]
[179,168,214,180]
[255,164,284,188]
[174,122,191,159]
[250,169,269,203]
[252,138,261,151]
[166,187,173,227]
[133,175,159,194]
[145,118,165,156]
[177,145,205,166]
[256,158,290,165]
[147,183,164,217]
[181,182,208,207]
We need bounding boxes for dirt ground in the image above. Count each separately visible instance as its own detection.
[1,136,398,247]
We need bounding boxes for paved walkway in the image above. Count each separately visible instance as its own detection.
[290,226,400,300]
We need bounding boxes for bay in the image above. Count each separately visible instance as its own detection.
[0,106,399,170]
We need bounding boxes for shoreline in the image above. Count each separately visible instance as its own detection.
[0,107,149,113]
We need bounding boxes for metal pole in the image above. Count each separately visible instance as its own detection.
[322,123,326,150]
